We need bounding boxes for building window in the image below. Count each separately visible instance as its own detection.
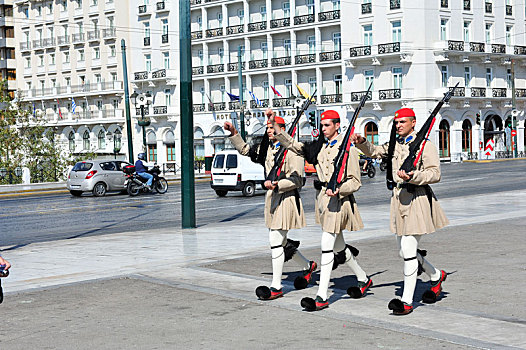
[166,144,175,161]
[464,66,471,88]
[486,67,492,87]
[485,23,492,44]
[440,18,448,40]
[260,6,266,21]
[393,67,402,89]
[364,122,378,145]
[145,54,151,71]
[218,48,224,63]
[37,5,42,16]
[165,88,171,106]
[98,130,106,149]
[219,85,225,102]
[79,49,85,61]
[217,12,222,26]
[364,69,374,90]
[285,79,292,97]
[148,144,157,162]
[144,22,150,38]
[25,57,31,68]
[392,21,401,43]
[283,2,290,17]
[62,1,67,11]
[441,65,448,87]
[94,47,100,59]
[110,45,116,57]
[83,130,90,150]
[439,120,450,157]
[308,77,316,96]
[76,0,82,9]
[462,119,472,152]
[284,39,291,56]
[68,132,75,151]
[64,51,70,63]
[363,24,373,45]
[162,19,168,35]
[507,68,512,89]
[506,25,513,46]
[333,33,341,51]
[39,55,44,66]
[238,9,244,24]
[332,0,340,10]
[163,52,170,69]
[463,21,470,42]
[307,0,314,14]
[263,81,269,99]
[334,74,342,94]
[308,35,315,54]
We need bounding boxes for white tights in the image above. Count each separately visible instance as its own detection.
[397,235,441,304]
[317,231,367,301]
[269,229,310,290]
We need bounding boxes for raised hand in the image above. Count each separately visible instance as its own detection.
[351,133,366,144]
[223,121,238,136]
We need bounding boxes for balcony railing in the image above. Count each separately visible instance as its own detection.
[390,0,400,10]
[152,69,167,79]
[87,30,100,41]
[190,0,201,5]
[448,40,464,51]
[206,28,223,38]
[351,91,372,102]
[378,42,400,54]
[349,45,371,57]
[361,3,372,14]
[72,33,85,44]
[271,56,291,67]
[514,45,526,55]
[248,21,266,32]
[319,10,340,21]
[134,71,148,80]
[207,63,224,73]
[441,0,448,8]
[272,98,292,107]
[162,34,168,44]
[515,89,526,98]
[209,102,226,111]
[491,44,506,54]
[251,99,269,108]
[156,1,167,11]
[43,38,55,47]
[485,2,492,13]
[57,35,70,46]
[448,86,465,97]
[295,54,316,64]
[506,5,512,16]
[103,28,116,39]
[270,18,290,29]
[193,104,206,112]
[319,51,341,62]
[227,62,245,71]
[471,87,486,97]
[192,66,204,75]
[135,107,150,116]
[321,94,342,104]
[229,101,245,110]
[379,89,401,100]
[33,39,43,49]
[138,5,147,13]
[153,106,168,115]
[464,0,470,10]
[469,42,485,53]
[191,31,203,40]
[294,14,315,25]
[492,88,506,97]
[227,25,244,35]
[20,42,31,50]
[249,59,268,69]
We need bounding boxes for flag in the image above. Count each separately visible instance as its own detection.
[249,90,262,107]
[227,92,239,101]
[296,84,315,102]
[32,102,36,117]
[206,93,214,111]
[71,98,77,114]
[56,99,63,119]
[271,86,282,97]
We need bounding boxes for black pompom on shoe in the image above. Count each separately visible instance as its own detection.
[388,298,413,315]
[255,286,271,300]
[421,290,438,304]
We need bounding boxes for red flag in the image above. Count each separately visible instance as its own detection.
[56,99,63,119]
[271,86,282,97]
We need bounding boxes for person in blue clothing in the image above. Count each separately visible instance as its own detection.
[135,153,153,190]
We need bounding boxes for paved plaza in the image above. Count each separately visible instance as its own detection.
[0,188,525,349]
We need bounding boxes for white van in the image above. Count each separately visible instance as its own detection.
[210,150,265,197]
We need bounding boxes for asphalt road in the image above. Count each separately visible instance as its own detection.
[0,160,524,248]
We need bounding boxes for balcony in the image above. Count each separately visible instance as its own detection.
[226,25,244,35]
[144,37,151,46]
[102,109,124,119]
[135,107,150,116]
[390,0,400,10]
[192,66,204,75]
[294,14,314,25]
[248,21,266,32]
[515,89,526,98]
[87,30,100,42]
[190,0,201,5]
[470,42,485,53]
[249,59,268,69]
[271,56,291,67]
[191,31,203,40]
[361,3,372,14]
[448,86,465,97]
[72,33,85,44]
[193,104,206,112]
[151,69,166,79]
[491,44,506,54]
[156,1,169,12]
[379,89,401,100]
[207,63,224,73]
[378,42,400,54]
[206,28,223,38]
[43,38,55,47]
[270,18,290,29]
[349,46,371,57]
[272,98,292,107]
[319,10,340,21]
[229,101,245,110]
[33,39,43,49]
[251,99,269,108]
[506,5,512,16]
[57,35,70,46]
[227,62,245,71]
[319,51,341,62]
[153,106,168,115]
[470,87,486,97]
[464,0,470,10]
[209,102,226,111]
[350,91,372,102]
[320,94,342,104]
[514,46,526,55]
[134,71,149,80]
[162,34,169,44]
[103,28,116,39]
[441,0,448,8]
[492,88,506,97]
[448,40,464,51]
[485,2,492,13]
[20,42,31,51]
[295,54,316,64]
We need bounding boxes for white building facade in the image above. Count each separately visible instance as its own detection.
[1,0,16,99]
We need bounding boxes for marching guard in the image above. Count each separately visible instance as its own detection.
[224,118,317,301]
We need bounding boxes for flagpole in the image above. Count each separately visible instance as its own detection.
[238,46,246,141]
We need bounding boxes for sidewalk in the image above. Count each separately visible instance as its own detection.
[0,190,525,349]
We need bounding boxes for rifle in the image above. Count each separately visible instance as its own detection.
[399,82,459,173]
[266,90,317,182]
[326,83,372,192]
[385,121,397,190]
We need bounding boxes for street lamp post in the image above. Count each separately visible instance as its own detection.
[130,92,152,156]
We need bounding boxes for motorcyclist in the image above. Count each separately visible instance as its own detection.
[135,153,153,190]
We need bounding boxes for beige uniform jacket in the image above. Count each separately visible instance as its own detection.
[230,133,306,230]
[274,131,364,234]
[356,131,449,236]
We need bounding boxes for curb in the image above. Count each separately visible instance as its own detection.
[463,157,526,163]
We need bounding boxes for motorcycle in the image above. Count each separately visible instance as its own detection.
[123,165,169,196]
[359,156,376,178]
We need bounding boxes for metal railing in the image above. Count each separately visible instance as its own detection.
[135,107,150,116]
[319,10,340,21]
[270,18,290,28]
[227,62,245,71]
[390,0,400,10]
[441,0,448,8]
[351,91,372,102]
[228,101,245,110]
[207,64,224,73]
[361,3,372,14]
[72,33,85,43]
[349,45,371,57]
[227,25,244,35]
[319,50,341,61]
[192,66,204,75]
[249,59,268,69]
[448,40,464,51]
[271,56,291,67]
[272,98,292,107]
[190,0,201,5]
[379,89,401,100]
[492,88,506,97]
[248,21,266,32]
[294,14,314,25]
[152,69,167,79]
[43,38,55,47]
[163,163,180,175]
[295,54,316,64]
[103,28,116,38]
[320,94,342,104]
[514,45,526,55]
[134,71,148,80]
[491,44,506,54]
[191,31,203,40]
[470,87,486,97]
[138,5,147,13]
[33,39,43,48]
[156,1,167,11]
[469,42,485,52]
[161,34,168,44]
[144,37,151,46]
[193,104,205,112]
[464,0,470,10]
[57,35,70,45]
[448,86,465,97]
[20,42,31,50]
[378,42,400,54]
[206,28,223,38]
[485,2,492,13]
[250,99,269,108]
[87,30,100,41]
[153,106,168,114]
[515,89,526,98]
[209,102,226,111]
[506,4,512,15]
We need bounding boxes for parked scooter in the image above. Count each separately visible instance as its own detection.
[123,164,168,196]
